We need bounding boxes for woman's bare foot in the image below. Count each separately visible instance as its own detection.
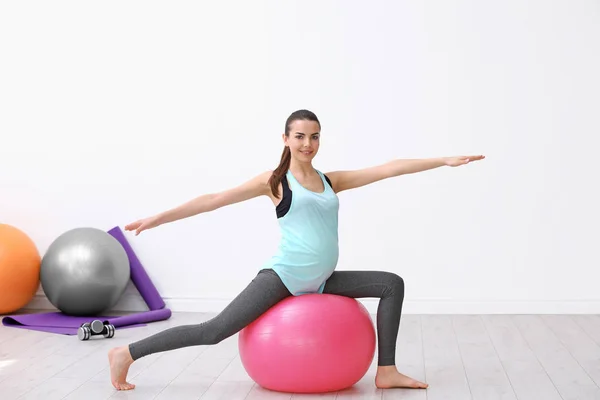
[108,346,135,390]
[375,366,428,389]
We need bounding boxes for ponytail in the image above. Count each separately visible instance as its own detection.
[269,146,291,198]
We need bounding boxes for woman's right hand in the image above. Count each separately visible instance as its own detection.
[125,215,162,236]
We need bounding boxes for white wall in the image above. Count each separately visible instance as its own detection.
[1,0,599,315]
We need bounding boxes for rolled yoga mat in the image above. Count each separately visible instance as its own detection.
[2,226,171,335]
[107,226,166,311]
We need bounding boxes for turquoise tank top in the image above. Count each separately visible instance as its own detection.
[262,169,340,295]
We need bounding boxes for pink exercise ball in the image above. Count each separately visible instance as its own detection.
[238,294,376,393]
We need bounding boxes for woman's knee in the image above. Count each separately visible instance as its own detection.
[206,330,228,345]
[202,320,236,345]
[382,272,405,297]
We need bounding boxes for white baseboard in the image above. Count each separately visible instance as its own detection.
[23,294,600,315]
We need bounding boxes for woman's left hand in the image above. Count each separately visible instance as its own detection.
[444,155,485,167]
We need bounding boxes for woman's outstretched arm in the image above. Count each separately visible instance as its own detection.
[326,155,484,193]
[125,170,273,235]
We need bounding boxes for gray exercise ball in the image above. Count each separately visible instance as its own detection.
[40,227,130,316]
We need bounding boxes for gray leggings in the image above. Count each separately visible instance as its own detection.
[129,269,405,366]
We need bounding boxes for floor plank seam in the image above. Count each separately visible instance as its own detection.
[450,315,474,399]
[511,316,565,400]
[418,315,428,400]
[540,315,600,391]
[478,315,519,399]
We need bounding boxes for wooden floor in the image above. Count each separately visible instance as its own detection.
[2,312,600,399]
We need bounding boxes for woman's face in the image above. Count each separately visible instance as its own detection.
[284,119,321,162]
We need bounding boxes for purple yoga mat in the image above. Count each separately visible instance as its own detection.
[2,312,147,334]
[2,309,172,334]
[1,226,171,335]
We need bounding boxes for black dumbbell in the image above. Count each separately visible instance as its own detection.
[77,320,116,341]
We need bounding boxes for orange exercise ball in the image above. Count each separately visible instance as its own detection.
[0,224,41,314]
